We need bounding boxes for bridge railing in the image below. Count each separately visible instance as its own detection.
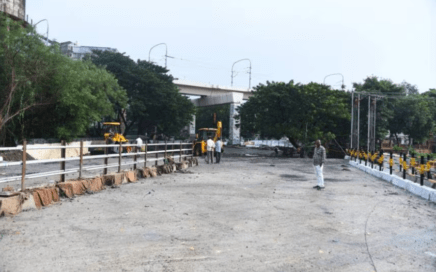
[0,141,193,191]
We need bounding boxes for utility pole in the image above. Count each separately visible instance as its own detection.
[149,43,173,68]
[323,73,345,90]
[367,95,371,153]
[351,93,361,150]
[350,91,354,149]
[231,59,252,89]
[373,97,377,151]
[357,93,360,150]
[33,19,49,45]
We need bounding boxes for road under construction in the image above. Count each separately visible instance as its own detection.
[0,147,435,272]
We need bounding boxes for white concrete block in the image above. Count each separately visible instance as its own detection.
[429,190,436,202]
[381,173,394,183]
[392,177,407,189]
[348,157,436,203]
[372,170,382,178]
[21,194,37,211]
[365,167,374,174]
[417,186,434,200]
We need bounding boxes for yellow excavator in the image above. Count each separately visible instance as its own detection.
[103,122,132,153]
[193,121,224,156]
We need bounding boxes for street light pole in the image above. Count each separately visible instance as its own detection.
[323,73,345,90]
[149,43,173,68]
[33,19,49,45]
[231,59,252,89]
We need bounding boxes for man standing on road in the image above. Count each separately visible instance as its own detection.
[215,137,222,163]
[313,139,326,190]
[206,136,215,164]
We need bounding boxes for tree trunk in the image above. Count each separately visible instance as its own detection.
[288,137,300,148]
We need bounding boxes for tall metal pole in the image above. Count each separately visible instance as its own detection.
[231,59,252,89]
[33,19,49,44]
[249,61,252,90]
[357,93,360,150]
[350,91,354,149]
[149,43,168,67]
[21,140,27,191]
[323,73,345,89]
[373,97,377,151]
[367,95,371,153]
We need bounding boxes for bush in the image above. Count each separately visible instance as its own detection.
[408,146,416,155]
[393,145,402,151]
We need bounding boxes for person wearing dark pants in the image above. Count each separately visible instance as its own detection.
[215,137,222,163]
[312,139,326,190]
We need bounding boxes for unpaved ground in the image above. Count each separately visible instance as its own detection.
[0,148,436,272]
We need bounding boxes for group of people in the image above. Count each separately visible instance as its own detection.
[205,136,222,164]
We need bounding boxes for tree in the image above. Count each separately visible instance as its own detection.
[400,81,419,95]
[237,81,350,148]
[87,51,195,138]
[389,95,433,145]
[10,58,128,141]
[195,104,230,139]
[0,14,128,144]
[0,15,60,135]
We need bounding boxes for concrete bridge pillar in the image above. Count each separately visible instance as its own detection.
[191,92,243,145]
[229,102,241,145]
[189,115,196,140]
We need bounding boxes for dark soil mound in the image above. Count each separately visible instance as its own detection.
[0,151,35,161]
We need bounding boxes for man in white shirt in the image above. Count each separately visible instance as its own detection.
[206,136,215,164]
[215,137,222,163]
[135,137,143,152]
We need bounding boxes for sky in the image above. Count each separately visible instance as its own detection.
[27,0,436,92]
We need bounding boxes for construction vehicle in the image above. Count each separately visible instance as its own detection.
[103,122,132,153]
[193,121,224,156]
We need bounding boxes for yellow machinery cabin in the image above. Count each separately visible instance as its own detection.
[102,122,131,153]
[193,121,224,156]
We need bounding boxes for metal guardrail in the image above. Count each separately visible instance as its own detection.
[0,140,194,190]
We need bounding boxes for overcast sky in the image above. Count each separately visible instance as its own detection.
[27,0,436,92]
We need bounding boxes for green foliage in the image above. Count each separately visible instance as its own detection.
[389,95,434,144]
[414,153,436,160]
[237,80,350,147]
[87,51,195,137]
[0,14,127,143]
[392,145,402,151]
[408,146,416,155]
[195,105,230,139]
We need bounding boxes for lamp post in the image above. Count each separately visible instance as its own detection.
[324,73,345,90]
[33,19,49,45]
[148,43,173,68]
[231,58,252,89]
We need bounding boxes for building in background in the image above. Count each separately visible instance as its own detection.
[0,0,26,21]
[60,41,118,60]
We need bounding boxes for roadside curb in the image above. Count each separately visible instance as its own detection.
[0,157,199,217]
[349,160,436,203]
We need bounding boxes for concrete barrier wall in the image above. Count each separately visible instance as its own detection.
[349,160,436,203]
[20,141,92,160]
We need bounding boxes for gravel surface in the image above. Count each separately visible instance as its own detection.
[0,147,435,271]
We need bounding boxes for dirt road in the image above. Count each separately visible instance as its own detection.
[0,148,435,271]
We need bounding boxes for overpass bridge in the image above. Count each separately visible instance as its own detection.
[174,81,254,144]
